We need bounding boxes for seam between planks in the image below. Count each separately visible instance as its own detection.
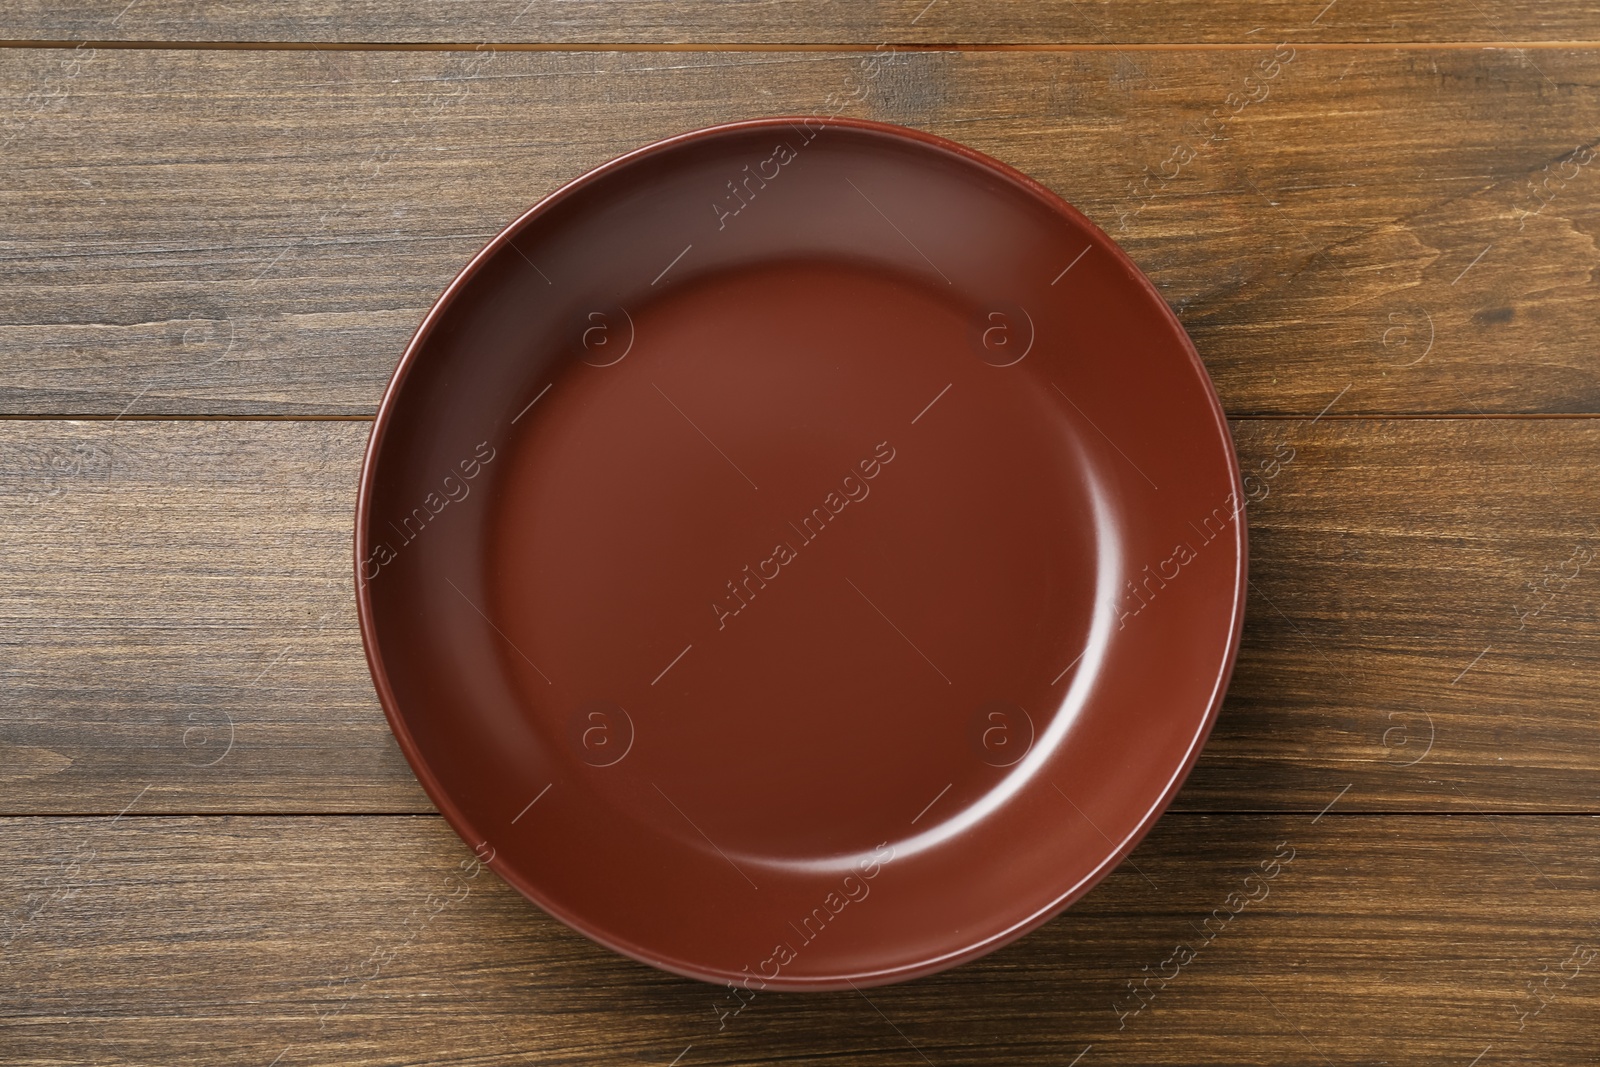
[2,39,1600,52]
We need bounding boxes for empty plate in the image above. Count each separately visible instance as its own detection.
[355,117,1246,989]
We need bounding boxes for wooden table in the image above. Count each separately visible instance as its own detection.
[4,3,1599,1064]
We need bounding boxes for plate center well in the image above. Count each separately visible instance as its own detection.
[487,258,1106,867]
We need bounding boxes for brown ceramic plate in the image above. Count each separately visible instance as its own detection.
[355,117,1246,990]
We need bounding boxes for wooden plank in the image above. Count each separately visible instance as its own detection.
[2,0,1597,45]
[1,47,1599,415]
[1187,416,1600,812]
[0,420,429,815]
[2,813,1597,1064]
[3,418,1598,815]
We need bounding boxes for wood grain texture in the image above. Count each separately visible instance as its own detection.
[1191,416,1600,811]
[0,420,428,814]
[2,813,1597,1066]
[4,418,1598,815]
[2,0,1598,45]
[1,10,1596,1065]
[2,47,1599,415]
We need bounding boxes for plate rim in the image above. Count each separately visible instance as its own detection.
[354,114,1248,989]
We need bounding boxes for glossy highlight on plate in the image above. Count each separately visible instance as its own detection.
[354,117,1247,990]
